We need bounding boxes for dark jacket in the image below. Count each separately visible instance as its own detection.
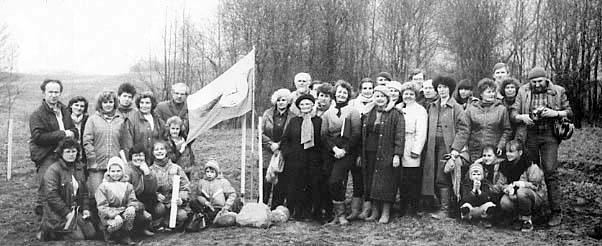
[280,116,323,165]
[125,111,165,155]
[452,100,512,161]
[125,162,159,207]
[421,98,464,196]
[361,104,405,202]
[154,100,188,131]
[41,159,88,232]
[511,81,573,142]
[29,100,78,164]
[460,177,493,206]
[261,107,294,169]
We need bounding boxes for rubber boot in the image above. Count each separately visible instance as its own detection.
[365,202,380,222]
[357,201,372,220]
[431,188,450,220]
[378,203,392,224]
[346,197,362,220]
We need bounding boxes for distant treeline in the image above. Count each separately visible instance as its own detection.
[130,0,602,127]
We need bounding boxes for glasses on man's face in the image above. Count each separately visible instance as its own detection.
[173,92,187,96]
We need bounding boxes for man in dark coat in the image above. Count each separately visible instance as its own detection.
[29,79,79,216]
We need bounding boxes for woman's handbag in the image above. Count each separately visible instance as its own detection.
[265,151,284,184]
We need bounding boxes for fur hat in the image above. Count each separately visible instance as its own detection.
[386,81,403,92]
[377,72,392,81]
[294,93,315,108]
[270,88,293,105]
[433,76,457,93]
[373,85,391,99]
[527,67,548,80]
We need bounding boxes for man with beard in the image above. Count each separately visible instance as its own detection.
[512,67,572,227]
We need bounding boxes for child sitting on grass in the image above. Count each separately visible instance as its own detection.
[95,157,150,245]
[459,163,497,228]
[494,140,548,232]
[149,140,191,231]
[190,160,242,224]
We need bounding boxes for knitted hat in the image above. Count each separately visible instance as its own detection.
[433,76,457,93]
[386,81,403,92]
[295,93,315,108]
[106,156,125,171]
[205,160,221,174]
[527,67,547,80]
[377,72,392,81]
[469,163,484,175]
[373,85,391,99]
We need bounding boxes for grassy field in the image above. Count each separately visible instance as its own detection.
[1,75,601,245]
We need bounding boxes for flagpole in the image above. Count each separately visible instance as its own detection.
[241,113,247,200]
[258,116,263,204]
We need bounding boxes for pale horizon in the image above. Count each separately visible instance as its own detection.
[0,0,218,75]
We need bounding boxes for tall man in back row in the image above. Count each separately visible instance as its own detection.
[29,79,79,216]
[512,67,572,227]
[155,83,190,130]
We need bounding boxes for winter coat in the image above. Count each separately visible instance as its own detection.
[361,103,405,202]
[125,162,158,205]
[41,159,89,232]
[280,116,323,202]
[71,114,89,162]
[29,100,78,164]
[460,177,493,206]
[125,111,165,156]
[452,100,512,161]
[401,102,427,167]
[421,98,464,196]
[154,100,189,130]
[261,107,294,169]
[349,95,374,116]
[194,178,237,209]
[166,137,195,174]
[511,81,573,142]
[83,112,128,170]
[95,174,143,226]
[150,160,190,203]
[320,104,362,154]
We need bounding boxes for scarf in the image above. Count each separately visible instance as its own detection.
[117,104,134,113]
[71,114,84,125]
[356,94,373,105]
[154,157,169,167]
[335,101,349,117]
[480,100,494,108]
[300,114,314,149]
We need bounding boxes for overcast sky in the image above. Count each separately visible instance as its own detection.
[0,0,217,75]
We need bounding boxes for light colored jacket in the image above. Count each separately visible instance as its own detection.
[83,112,128,170]
[401,102,428,167]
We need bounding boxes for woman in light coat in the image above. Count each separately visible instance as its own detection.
[399,82,428,216]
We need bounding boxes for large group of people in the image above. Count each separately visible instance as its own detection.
[29,63,573,244]
[260,64,572,230]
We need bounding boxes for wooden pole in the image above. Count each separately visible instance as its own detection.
[7,119,13,180]
[257,116,263,203]
[240,114,246,200]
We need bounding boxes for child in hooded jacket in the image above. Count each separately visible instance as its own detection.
[95,157,151,245]
[190,160,241,223]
